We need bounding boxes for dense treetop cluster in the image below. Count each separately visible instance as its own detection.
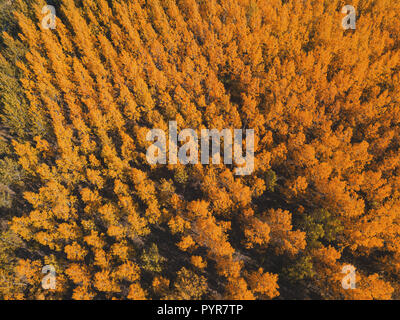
[0,0,399,299]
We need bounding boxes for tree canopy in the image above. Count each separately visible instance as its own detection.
[0,0,399,300]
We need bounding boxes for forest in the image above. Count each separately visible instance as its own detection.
[0,0,399,300]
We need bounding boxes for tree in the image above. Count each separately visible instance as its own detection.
[170,267,207,300]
